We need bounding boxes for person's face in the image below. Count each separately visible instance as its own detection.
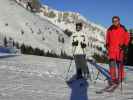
[112,18,120,26]
[76,25,82,31]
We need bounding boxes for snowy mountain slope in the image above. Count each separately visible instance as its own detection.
[15,0,106,57]
[0,54,132,100]
[0,0,70,55]
[37,4,106,48]
[37,5,107,56]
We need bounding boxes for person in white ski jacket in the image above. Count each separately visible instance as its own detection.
[72,22,90,79]
[72,32,87,55]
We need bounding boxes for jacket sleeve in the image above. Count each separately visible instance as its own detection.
[71,32,75,43]
[121,25,130,46]
[105,30,110,49]
[124,31,130,46]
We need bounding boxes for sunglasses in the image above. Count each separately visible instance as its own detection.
[112,20,119,23]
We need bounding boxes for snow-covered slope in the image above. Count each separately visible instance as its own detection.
[0,0,69,55]
[0,54,132,100]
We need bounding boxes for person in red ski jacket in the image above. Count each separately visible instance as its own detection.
[106,16,130,90]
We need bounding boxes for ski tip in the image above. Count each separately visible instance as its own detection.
[95,90,104,94]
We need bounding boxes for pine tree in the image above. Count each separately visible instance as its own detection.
[64,29,72,37]
[48,11,56,18]
[20,44,26,53]
[15,42,20,49]
[4,37,7,47]
[31,0,41,12]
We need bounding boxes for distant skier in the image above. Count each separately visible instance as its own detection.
[72,22,90,80]
[26,0,33,11]
[105,16,130,92]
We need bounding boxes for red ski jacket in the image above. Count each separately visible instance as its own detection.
[106,25,130,61]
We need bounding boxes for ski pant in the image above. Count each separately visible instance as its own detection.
[74,54,89,77]
[109,60,125,82]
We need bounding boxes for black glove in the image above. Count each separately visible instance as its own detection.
[72,40,78,46]
[120,45,128,52]
[81,42,87,48]
[105,44,109,49]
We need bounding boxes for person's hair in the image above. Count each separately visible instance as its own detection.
[76,22,83,27]
[112,16,120,21]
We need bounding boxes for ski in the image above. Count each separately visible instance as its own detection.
[96,89,106,94]
[105,84,119,93]
[96,84,119,94]
[88,59,111,81]
[95,85,113,94]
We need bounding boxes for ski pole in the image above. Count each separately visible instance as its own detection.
[121,62,123,94]
[95,71,100,80]
[65,46,77,80]
[119,48,123,94]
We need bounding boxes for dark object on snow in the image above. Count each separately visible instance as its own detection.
[26,1,33,11]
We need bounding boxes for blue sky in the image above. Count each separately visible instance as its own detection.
[40,0,133,29]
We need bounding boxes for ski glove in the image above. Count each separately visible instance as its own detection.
[81,42,87,48]
[72,40,78,46]
[105,44,109,49]
[120,44,128,53]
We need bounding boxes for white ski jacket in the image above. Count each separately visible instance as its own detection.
[71,31,87,55]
